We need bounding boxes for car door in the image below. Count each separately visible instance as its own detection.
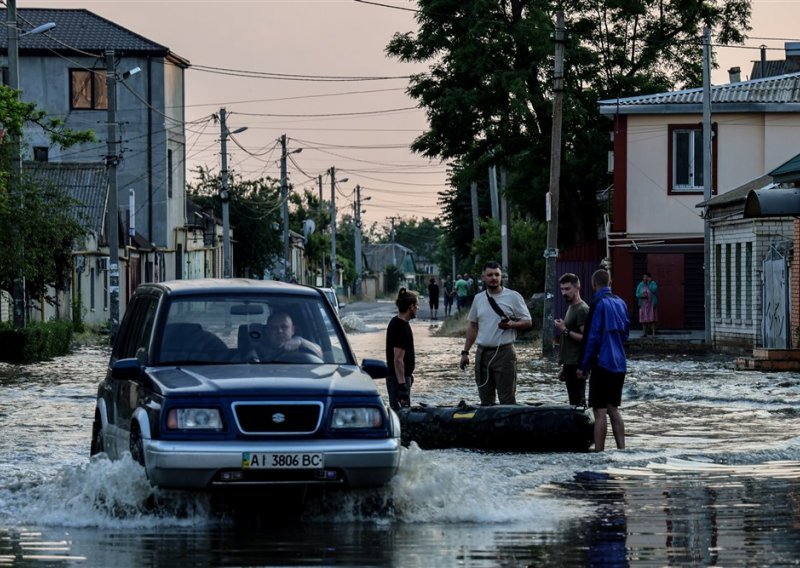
[107,291,160,456]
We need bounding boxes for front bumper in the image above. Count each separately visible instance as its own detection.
[143,437,401,489]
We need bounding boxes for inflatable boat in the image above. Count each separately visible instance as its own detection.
[397,403,593,452]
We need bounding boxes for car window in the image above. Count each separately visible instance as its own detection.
[157,293,351,366]
[113,293,159,361]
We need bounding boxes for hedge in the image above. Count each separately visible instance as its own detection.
[0,320,74,364]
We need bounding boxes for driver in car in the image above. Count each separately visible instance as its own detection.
[260,310,323,360]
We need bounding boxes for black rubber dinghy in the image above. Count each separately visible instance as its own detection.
[397,403,593,452]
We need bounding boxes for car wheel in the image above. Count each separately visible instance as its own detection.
[90,415,104,456]
[129,423,146,467]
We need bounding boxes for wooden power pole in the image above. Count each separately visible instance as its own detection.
[542,11,565,354]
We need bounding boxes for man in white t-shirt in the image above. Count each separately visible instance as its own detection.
[459,261,532,405]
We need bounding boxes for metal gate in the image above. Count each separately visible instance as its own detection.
[761,244,790,348]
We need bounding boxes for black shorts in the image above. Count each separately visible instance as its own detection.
[429,298,439,309]
[588,367,625,409]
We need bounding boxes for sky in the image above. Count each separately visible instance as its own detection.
[13,0,800,228]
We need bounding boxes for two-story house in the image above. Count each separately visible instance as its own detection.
[599,68,800,334]
[1,8,204,326]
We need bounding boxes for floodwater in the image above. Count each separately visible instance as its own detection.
[1,301,800,566]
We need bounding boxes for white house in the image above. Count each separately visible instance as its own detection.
[599,65,800,334]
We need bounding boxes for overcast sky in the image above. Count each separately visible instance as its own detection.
[14,0,800,227]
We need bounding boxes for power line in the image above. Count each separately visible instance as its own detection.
[190,63,413,82]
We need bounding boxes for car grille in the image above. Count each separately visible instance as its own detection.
[233,402,323,434]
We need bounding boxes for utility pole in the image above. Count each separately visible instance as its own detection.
[702,27,713,345]
[500,168,510,278]
[105,50,121,339]
[354,185,363,297]
[488,164,499,221]
[280,134,290,278]
[7,0,25,327]
[387,216,400,266]
[542,11,565,354]
[318,174,324,285]
[219,108,233,278]
[330,167,337,288]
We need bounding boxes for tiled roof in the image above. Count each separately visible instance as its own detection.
[0,8,186,63]
[22,162,108,235]
[599,72,800,115]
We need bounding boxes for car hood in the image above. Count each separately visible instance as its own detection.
[147,364,380,397]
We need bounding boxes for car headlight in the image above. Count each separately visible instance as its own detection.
[330,407,383,429]
[167,408,223,430]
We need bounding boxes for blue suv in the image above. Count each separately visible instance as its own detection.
[90,279,398,489]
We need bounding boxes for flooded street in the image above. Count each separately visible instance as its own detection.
[2,301,800,566]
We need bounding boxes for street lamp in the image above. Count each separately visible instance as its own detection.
[280,134,302,279]
[6,0,56,327]
[218,107,247,278]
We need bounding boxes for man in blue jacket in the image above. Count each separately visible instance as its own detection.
[577,269,630,451]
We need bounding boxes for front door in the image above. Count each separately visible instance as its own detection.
[647,254,684,329]
[762,245,790,348]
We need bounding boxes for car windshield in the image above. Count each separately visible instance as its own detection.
[157,293,351,366]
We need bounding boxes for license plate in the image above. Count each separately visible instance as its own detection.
[242,452,323,469]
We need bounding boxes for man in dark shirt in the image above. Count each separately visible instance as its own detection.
[427,277,440,320]
[385,289,419,410]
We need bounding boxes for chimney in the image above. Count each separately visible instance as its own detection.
[728,66,741,83]
[759,44,767,78]
[785,42,800,73]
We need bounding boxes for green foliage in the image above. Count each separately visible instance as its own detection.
[0,85,97,322]
[187,166,283,278]
[0,173,88,305]
[0,85,96,148]
[384,265,405,294]
[0,319,74,363]
[470,216,546,298]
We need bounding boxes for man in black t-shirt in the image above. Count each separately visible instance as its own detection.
[385,289,419,410]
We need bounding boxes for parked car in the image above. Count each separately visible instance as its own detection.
[90,279,398,490]
[316,286,343,315]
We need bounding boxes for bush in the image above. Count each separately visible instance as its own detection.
[0,319,74,363]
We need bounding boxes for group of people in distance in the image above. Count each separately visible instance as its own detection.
[384,260,640,453]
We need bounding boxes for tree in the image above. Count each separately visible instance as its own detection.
[187,166,283,278]
[0,85,97,317]
[387,0,751,249]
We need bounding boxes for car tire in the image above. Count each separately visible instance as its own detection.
[90,415,104,456]
[129,422,146,467]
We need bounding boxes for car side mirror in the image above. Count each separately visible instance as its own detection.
[111,357,143,381]
[361,358,388,379]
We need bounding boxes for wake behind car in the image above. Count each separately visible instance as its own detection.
[90,279,399,490]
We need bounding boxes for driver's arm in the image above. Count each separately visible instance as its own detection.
[296,336,323,358]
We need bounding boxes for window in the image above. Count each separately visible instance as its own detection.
[745,242,752,321]
[668,124,717,195]
[70,69,108,110]
[167,149,174,198]
[725,243,732,318]
[735,243,742,320]
[33,147,48,162]
[1,66,8,86]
